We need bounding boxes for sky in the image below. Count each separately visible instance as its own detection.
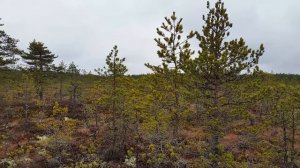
[0,0,299,74]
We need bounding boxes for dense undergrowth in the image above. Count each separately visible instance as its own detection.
[0,70,299,167]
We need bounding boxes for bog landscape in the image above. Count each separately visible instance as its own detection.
[0,0,299,167]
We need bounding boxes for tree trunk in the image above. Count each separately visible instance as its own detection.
[281,110,288,167]
[95,105,99,128]
[210,83,221,168]
[173,74,180,139]
[59,75,63,102]
[290,109,296,166]
[112,66,117,152]
[24,80,29,123]
[38,79,43,100]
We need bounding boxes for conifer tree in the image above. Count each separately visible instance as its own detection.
[0,18,21,67]
[22,40,57,99]
[67,61,80,74]
[191,0,264,166]
[22,40,57,71]
[145,12,196,138]
[272,85,300,167]
[103,46,127,77]
[67,62,80,112]
[102,45,127,158]
[53,61,67,102]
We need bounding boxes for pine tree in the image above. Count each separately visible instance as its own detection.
[103,45,127,77]
[272,85,300,167]
[102,45,127,158]
[0,18,21,67]
[22,40,57,100]
[67,61,80,74]
[145,12,196,138]
[22,40,57,71]
[67,62,80,112]
[191,0,264,166]
[53,61,67,102]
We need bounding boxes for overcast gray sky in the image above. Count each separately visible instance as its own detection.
[0,0,299,74]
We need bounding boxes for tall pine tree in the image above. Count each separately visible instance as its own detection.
[145,12,196,138]
[22,40,57,71]
[53,61,67,102]
[191,1,264,166]
[67,62,81,112]
[102,45,127,159]
[22,40,57,99]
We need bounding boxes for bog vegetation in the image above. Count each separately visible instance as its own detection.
[0,1,299,167]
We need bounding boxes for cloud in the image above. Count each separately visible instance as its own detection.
[0,0,299,74]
